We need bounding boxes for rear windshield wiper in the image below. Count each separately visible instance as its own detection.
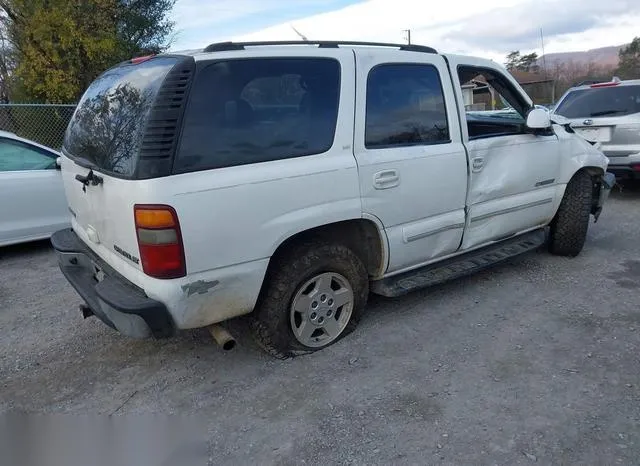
[590,109,625,117]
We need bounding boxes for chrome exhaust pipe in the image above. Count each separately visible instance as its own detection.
[208,324,236,351]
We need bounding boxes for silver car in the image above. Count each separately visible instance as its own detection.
[0,130,70,247]
[552,78,640,180]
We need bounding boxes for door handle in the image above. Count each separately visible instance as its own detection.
[373,170,400,189]
[471,157,484,172]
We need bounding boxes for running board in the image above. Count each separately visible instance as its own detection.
[371,229,546,298]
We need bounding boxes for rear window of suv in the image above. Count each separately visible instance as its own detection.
[63,57,179,177]
[554,84,640,119]
[174,57,341,173]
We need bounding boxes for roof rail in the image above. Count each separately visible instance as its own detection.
[203,40,437,54]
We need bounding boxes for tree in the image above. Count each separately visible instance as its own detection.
[116,0,176,58]
[616,37,640,80]
[0,0,175,103]
[519,53,540,72]
[505,50,540,72]
[505,51,521,71]
[0,15,17,103]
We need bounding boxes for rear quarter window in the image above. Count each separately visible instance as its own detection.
[554,85,640,119]
[174,57,341,173]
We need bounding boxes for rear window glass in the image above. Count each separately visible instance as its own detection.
[554,85,640,119]
[174,58,340,173]
[63,57,178,177]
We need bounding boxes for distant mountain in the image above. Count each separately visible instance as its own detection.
[539,44,627,68]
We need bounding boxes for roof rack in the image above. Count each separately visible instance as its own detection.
[203,40,437,54]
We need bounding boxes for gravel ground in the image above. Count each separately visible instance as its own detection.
[1,185,639,465]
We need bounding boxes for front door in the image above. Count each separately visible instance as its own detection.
[353,50,469,274]
[446,56,561,250]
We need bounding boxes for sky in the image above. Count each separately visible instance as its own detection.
[170,0,640,61]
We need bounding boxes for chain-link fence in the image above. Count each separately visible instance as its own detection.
[0,104,77,150]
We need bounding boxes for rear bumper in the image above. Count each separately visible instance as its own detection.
[607,165,640,180]
[51,228,174,339]
[603,151,640,180]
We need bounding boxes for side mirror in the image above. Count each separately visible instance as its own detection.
[526,107,551,129]
[55,157,62,169]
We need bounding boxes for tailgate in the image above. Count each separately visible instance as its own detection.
[58,55,192,286]
[61,157,144,284]
[571,124,614,143]
[570,115,640,155]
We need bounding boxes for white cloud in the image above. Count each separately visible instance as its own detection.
[173,0,300,29]
[221,0,639,59]
[543,13,640,54]
[171,0,350,50]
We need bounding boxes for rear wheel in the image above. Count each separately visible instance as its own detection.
[250,241,368,359]
[548,170,593,257]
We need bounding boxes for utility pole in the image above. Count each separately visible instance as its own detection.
[403,29,411,45]
[540,27,553,104]
[540,27,548,77]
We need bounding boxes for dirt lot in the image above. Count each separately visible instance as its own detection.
[1,186,640,465]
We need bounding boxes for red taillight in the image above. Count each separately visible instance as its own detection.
[632,164,640,172]
[130,54,156,65]
[134,204,186,279]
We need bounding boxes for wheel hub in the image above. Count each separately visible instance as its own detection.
[308,293,336,325]
[290,272,354,347]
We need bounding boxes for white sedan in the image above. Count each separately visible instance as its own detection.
[0,130,70,247]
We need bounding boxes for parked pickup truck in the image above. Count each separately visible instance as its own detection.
[51,40,614,358]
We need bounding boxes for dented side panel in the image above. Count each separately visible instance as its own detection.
[554,124,610,183]
[142,258,270,329]
[461,133,563,250]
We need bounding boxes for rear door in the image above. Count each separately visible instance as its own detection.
[0,137,68,244]
[553,83,640,163]
[61,56,188,279]
[353,50,468,274]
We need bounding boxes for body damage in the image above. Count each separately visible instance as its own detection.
[554,122,610,182]
[145,258,270,329]
[53,46,613,337]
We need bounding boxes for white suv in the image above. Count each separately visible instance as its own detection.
[52,41,614,358]
[552,78,640,180]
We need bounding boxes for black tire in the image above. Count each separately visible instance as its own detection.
[250,241,369,359]
[548,170,593,257]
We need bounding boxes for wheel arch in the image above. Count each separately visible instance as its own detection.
[267,218,388,280]
[582,165,605,177]
[571,166,606,215]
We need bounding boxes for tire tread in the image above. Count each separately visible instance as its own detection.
[549,170,593,257]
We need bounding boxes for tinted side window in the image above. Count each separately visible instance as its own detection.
[554,85,640,119]
[175,58,341,173]
[365,64,449,149]
[0,139,57,172]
